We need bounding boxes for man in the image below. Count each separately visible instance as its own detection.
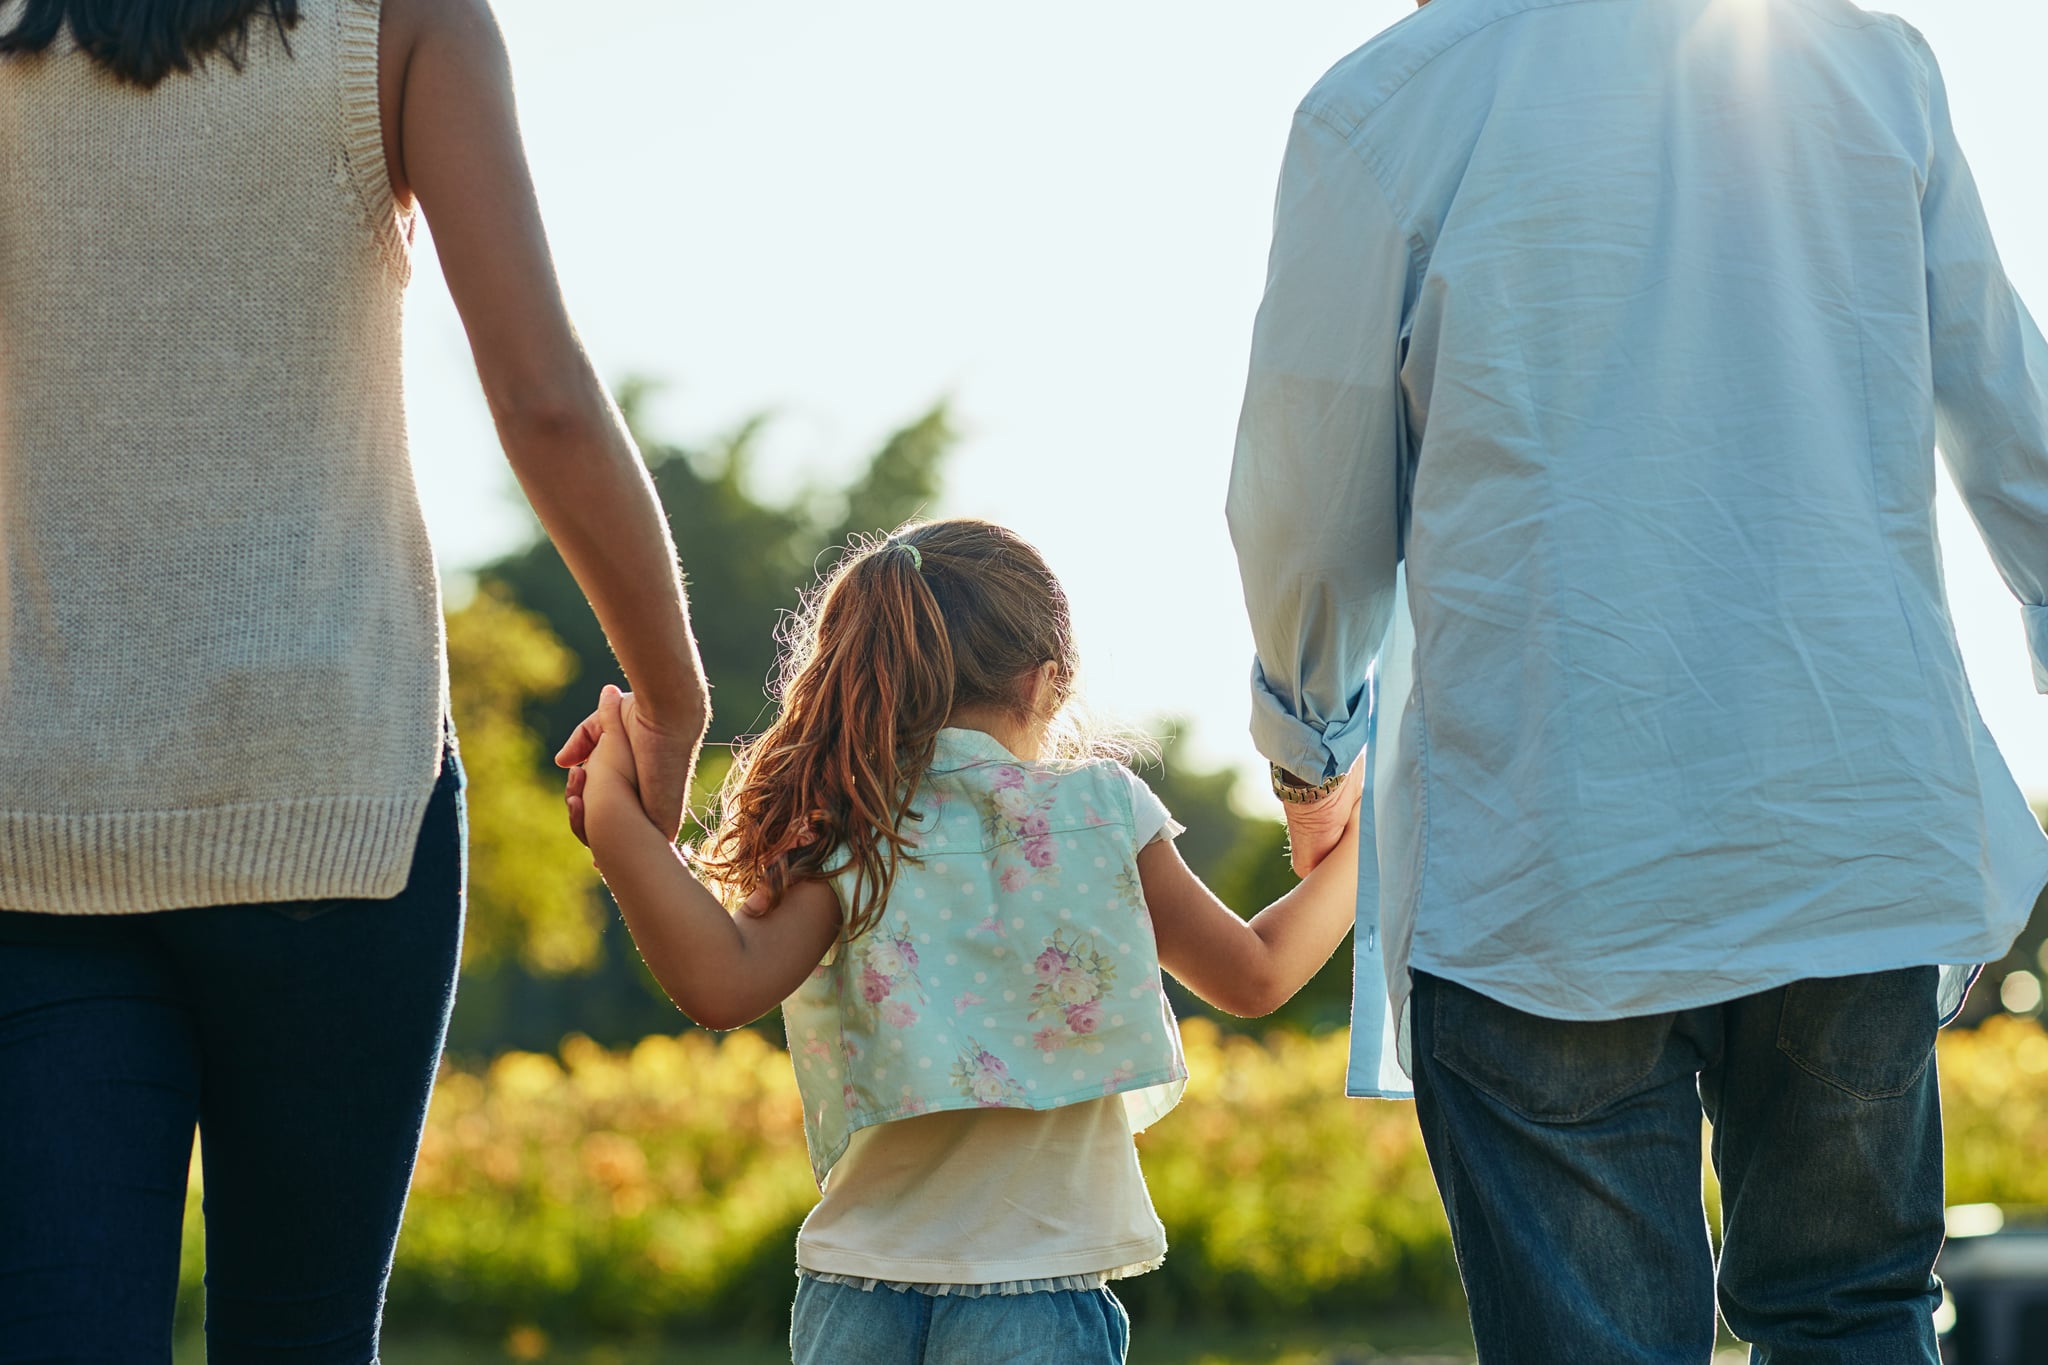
[1227,0,2048,1359]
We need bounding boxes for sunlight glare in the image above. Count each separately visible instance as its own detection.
[1687,0,1774,81]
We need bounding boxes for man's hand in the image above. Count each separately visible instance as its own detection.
[1282,755,1367,878]
[557,687,704,845]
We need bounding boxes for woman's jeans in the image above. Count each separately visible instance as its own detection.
[1413,967,1946,1365]
[0,754,466,1364]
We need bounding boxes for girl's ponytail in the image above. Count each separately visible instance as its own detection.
[701,535,954,939]
[699,521,1082,940]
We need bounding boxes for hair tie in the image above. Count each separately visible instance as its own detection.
[894,540,924,572]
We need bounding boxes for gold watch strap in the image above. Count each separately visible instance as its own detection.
[1270,763,1347,804]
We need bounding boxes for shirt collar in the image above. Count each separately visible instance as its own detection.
[929,726,1027,772]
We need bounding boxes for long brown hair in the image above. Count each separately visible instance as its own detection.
[0,1,299,88]
[697,518,1080,940]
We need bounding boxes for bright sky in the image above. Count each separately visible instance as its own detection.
[408,0,2048,800]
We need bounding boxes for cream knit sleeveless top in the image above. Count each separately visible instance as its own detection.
[0,0,447,914]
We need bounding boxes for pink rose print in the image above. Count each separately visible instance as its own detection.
[953,991,985,1016]
[1101,1062,1136,1095]
[949,1039,1026,1106]
[976,774,1060,890]
[853,929,927,1019]
[1026,929,1118,1053]
[973,915,1007,938]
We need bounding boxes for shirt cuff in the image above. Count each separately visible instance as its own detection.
[1247,657,1371,783]
[2027,604,2048,695]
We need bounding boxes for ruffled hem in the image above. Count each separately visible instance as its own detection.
[335,0,413,281]
[799,1256,1163,1298]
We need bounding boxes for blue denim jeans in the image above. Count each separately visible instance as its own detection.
[1412,968,1945,1365]
[0,751,466,1364]
[791,1274,1131,1365]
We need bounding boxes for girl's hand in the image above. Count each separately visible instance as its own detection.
[566,685,642,840]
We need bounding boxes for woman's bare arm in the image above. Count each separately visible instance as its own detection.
[380,0,709,837]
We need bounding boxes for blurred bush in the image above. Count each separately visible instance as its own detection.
[174,1014,2048,1340]
[1936,1013,2048,1207]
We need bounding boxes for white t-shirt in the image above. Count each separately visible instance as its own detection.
[796,771,1181,1289]
[795,1097,1166,1288]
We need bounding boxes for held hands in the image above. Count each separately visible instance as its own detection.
[561,684,645,844]
[557,686,699,845]
[1283,754,1367,878]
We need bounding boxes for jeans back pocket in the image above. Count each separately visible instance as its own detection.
[1774,967,1938,1100]
[1428,974,1677,1124]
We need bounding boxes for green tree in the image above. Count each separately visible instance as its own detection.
[445,582,603,975]
[483,389,956,756]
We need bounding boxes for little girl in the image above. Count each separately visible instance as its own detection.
[569,517,1362,1365]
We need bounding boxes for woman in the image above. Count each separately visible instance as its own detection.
[0,0,707,1358]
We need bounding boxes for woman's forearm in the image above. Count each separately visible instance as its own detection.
[494,364,708,731]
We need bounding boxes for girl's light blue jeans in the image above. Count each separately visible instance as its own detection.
[791,1273,1131,1365]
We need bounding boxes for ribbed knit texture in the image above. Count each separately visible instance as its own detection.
[0,0,447,914]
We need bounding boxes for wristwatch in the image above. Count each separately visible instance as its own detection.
[1270,763,1347,805]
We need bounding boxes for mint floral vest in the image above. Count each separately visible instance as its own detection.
[783,728,1189,1186]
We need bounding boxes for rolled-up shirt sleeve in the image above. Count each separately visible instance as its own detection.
[1227,109,1413,779]
[1917,41,2048,693]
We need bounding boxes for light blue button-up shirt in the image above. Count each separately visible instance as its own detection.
[1227,0,2048,1097]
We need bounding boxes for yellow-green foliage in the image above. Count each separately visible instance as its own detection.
[446,585,606,976]
[1121,1025,1457,1324]
[1935,1014,2048,1207]
[176,1015,2048,1337]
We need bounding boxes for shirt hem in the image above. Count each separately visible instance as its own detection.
[0,788,438,914]
[1404,935,2025,1025]
[807,1063,1189,1187]
[796,1234,1167,1289]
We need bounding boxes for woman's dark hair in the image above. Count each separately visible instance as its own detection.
[0,1,299,88]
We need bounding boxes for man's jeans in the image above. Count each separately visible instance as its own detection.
[1412,968,1945,1365]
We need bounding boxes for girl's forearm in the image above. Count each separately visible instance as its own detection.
[1240,829,1362,1012]
[586,803,762,1030]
